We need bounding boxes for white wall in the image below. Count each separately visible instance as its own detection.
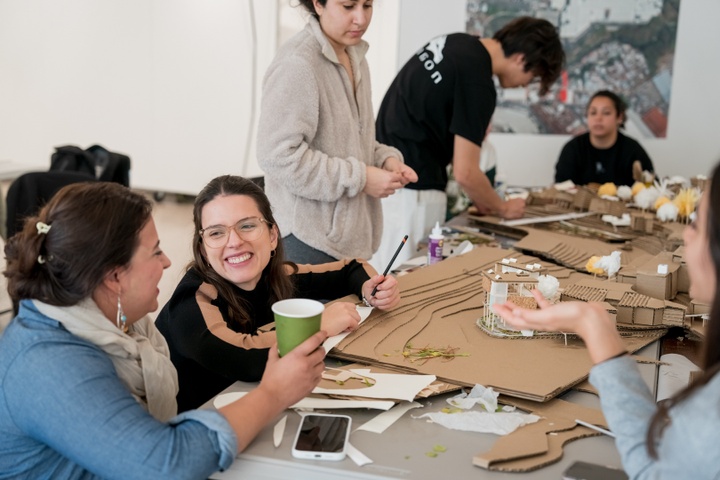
[0,0,278,194]
[394,0,720,186]
[1,0,718,193]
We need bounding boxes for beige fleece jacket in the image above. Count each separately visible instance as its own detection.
[256,17,403,260]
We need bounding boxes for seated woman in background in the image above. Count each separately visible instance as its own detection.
[0,182,327,478]
[554,90,654,186]
[156,175,401,412]
[494,161,720,479]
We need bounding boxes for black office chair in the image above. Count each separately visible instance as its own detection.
[5,171,97,240]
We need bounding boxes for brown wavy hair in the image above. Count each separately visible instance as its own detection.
[647,162,720,457]
[493,16,565,96]
[4,182,152,307]
[189,175,295,332]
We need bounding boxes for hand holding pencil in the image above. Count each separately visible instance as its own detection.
[362,274,400,311]
[361,235,407,311]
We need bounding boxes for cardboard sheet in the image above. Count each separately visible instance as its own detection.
[329,247,664,402]
[513,228,651,273]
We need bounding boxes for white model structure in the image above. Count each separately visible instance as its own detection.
[477,258,543,337]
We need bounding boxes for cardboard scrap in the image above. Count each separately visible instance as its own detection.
[473,396,609,472]
[513,228,650,273]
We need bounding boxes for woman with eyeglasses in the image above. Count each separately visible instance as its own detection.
[156,175,401,412]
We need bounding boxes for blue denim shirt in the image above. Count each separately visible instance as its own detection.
[0,300,238,479]
[590,355,720,479]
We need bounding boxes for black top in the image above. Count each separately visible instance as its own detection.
[155,260,370,412]
[376,33,497,191]
[554,132,654,186]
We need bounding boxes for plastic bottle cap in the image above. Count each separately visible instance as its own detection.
[431,221,442,236]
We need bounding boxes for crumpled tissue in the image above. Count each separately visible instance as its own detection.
[415,384,540,435]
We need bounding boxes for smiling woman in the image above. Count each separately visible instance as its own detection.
[155,175,402,412]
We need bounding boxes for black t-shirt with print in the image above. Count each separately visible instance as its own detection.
[376,33,497,191]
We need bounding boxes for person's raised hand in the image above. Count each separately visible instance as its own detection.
[492,290,626,364]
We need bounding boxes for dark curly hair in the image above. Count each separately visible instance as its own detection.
[4,182,152,307]
[493,16,565,96]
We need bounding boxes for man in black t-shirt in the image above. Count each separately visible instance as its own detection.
[371,17,564,270]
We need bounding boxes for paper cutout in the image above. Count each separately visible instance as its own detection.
[355,401,422,434]
[313,369,436,403]
[273,415,287,447]
[346,442,373,466]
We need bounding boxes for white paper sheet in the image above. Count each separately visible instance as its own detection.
[272,415,287,447]
[501,211,595,227]
[657,353,701,402]
[346,442,373,466]
[213,391,395,411]
[415,411,540,435]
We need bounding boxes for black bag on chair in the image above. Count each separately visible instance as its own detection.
[5,171,97,240]
[50,144,131,187]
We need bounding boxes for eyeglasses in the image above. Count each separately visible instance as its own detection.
[199,217,270,249]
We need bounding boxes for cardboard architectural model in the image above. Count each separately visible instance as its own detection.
[331,247,664,403]
[477,259,542,337]
[563,278,686,327]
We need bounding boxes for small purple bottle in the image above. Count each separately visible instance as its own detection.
[427,222,444,265]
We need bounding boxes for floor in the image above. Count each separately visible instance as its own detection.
[147,193,197,319]
[0,190,196,330]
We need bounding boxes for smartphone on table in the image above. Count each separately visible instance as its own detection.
[562,460,628,480]
[291,413,351,461]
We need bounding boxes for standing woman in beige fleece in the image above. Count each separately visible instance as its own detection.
[257,0,417,265]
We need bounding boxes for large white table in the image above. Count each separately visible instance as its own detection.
[207,342,658,480]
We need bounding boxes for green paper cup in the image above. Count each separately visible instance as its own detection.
[272,299,324,357]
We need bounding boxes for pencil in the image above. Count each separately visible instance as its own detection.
[575,419,615,438]
[371,235,408,297]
